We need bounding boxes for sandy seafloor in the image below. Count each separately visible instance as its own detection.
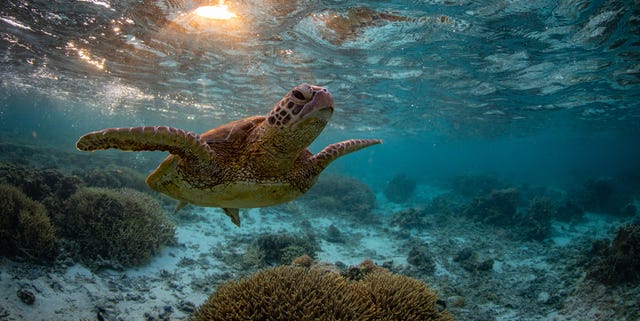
[1,176,638,321]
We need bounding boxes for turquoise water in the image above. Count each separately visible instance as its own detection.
[2,0,639,189]
[1,0,640,320]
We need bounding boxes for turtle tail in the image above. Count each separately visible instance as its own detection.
[76,126,214,161]
[311,139,382,169]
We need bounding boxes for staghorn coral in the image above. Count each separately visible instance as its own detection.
[384,173,416,203]
[191,265,453,321]
[0,184,57,261]
[300,174,376,220]
[58,187,175,268]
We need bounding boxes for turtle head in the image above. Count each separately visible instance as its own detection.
[264,84,334,152]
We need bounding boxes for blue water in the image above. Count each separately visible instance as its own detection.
[1,0,640,319]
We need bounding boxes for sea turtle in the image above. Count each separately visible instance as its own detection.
[76,84,381,226]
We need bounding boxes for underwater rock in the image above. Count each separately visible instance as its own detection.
[17,288,36,305]
[406,244,436,275]
[463,188,519,226]
[390,196,459,230]
[300,174,377,220]
[326,224,346,243]
[0,184,57,261]
[555,199,584,222]
[191,264,454,321]
[586,221,640,286]
[384,173,417,203]
[58,187,176,268]
[578,177,634,216]
[515,196,556,241]
[341,259,389,281]
[453,247,493,272]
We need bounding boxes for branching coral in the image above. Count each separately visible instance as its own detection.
[58,187,175,268]
[191,265,454,321]
[0,184,56,261]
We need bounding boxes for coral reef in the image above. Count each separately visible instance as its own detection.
[76,166,148,191]
[463,188,519,226]
[0,184,57,261]
[0,162,82,213]
[390,195,458,230]
[384,173,417,203]
[463,191,556,241]
[58,187,176,268]
[516,197,556,241]
[191,264,453,321]
[586,221,640,286]
[242,234,319,268]
[300,174,376,219]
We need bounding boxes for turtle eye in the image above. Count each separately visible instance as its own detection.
[291,90,305,100]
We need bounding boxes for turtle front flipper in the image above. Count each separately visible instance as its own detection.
[311,139,382,169]
[76,126,214,161]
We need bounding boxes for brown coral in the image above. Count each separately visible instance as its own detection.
[0,184,57,261]
[191,265,454,321]
[59,187,175,268]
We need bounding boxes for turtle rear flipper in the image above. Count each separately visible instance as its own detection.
[76,126,214,162]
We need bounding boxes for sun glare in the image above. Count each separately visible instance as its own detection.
[194,1,237,20]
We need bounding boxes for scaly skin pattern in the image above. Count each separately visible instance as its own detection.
[76,84,382,225]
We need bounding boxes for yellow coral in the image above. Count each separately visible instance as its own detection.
[191,265,453,321]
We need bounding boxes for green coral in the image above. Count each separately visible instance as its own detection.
[58,187,175,268]
[0,184,57,261]
[191,265,454,321]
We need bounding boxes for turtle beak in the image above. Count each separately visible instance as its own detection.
[299,88,334,121]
